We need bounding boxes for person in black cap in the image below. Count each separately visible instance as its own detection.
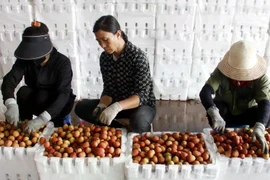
[1,21,76,133]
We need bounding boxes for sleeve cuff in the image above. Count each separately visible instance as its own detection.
[4,98,17,107]
[40,111,51,122]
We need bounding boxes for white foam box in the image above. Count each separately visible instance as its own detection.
[0,121,55,180]
[125,131,219,180]
[203,128,270,180]
[35,126,127,180]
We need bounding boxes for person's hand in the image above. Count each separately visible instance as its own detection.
[252,122,269,155]
[99,102,122,125]
[4,98,20,126]
[24,111,51,134]
[92,103,107,118]
[207,106,226,133]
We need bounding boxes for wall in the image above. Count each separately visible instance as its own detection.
[0,0,270,102]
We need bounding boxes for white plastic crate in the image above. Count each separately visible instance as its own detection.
[116,2,156,15]
[0,56,15,77]
[156,4,196,36]
[0,147,39,180]
[197,0,237,7]
[195,3,235,32]
[34,2,76,31]
[203,128,270,180]
[236,0,270,9]
[78,79,103,99]
[125,132,219,180]
[76,2,115,34]
[154,55,192,79]
[117,2,156,39]
[0,122,54,180]
[231,31,269,56]
[232,4,270,34]
[156,33,194,57]
[192,31,232,57]
[0,3,32,32]
[0,0,29,4]
[72,78,102,100]
[156,0,196,5]
[0,37,18,56]
[153,77,189,100]
[35,0,75,4]
[35,126,127,180]
[188,56,223,100]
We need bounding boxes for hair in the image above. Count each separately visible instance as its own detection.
[93,15,128,42]
[23,21,49,36]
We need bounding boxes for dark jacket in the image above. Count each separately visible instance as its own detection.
[1,48,75,118]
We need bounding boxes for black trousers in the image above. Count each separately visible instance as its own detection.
[74,99,156,133]
[207,100,270,128]
[17,86,75,127]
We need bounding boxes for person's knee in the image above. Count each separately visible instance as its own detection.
[130,119,151,133]
[35,89,51,105]
[129,109,155,133]
[17,86,32,101]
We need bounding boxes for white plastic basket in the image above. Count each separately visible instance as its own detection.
[125,131,219,180]
[35,125,127,180]
[0,121,54,180]
[203,128,270,180]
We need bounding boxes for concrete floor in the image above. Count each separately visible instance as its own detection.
[71,100,211,132]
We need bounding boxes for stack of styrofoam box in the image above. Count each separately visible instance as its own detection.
[232,0,270,55]
[232,0,270,78]
[125,132,219,180]
[0,121,55,180]
[188,0,235,99]
[153,0,196,100]
[75,0,115,99]
[204,128,270,180]
[116,0,156,77]
[0,0,32,79]
[34,0,80,97]
[35,126,127,180]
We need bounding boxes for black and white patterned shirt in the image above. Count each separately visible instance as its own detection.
[100,41,156,107]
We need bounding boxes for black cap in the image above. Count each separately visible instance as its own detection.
[14,34,53,60]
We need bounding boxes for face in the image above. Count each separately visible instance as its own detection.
[33,54,50,67]
[94,29,121,54]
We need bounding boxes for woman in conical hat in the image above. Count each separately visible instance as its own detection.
[200,40,270,155]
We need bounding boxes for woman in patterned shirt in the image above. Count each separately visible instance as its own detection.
[75,15,156,133]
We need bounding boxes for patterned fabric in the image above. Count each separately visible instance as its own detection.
[100,41,156,107]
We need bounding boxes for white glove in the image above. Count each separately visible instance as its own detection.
[207,106,226,133]
[4,98,20,126]
[92,103,107,118]
[24,111,51,134]
[99,102,122,125]
[252,122,269,154]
